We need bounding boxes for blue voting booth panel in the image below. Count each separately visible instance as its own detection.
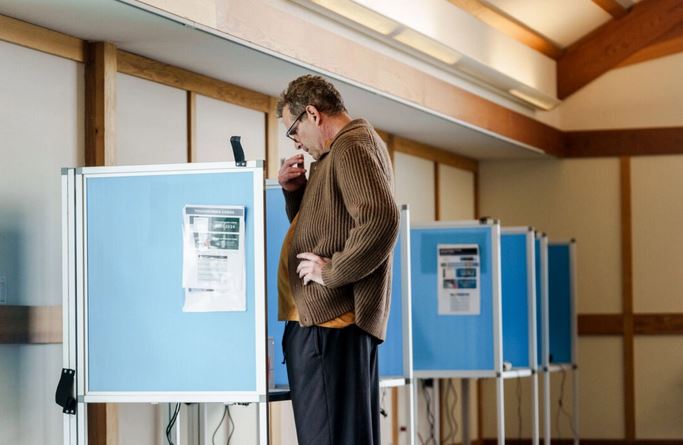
[265,187,290,387]
[501,232,531,369]
[378,240,405,378]
[535,238,544,367]
[548,244,573,364]
[86,172,258,393]
[411,226,496,372]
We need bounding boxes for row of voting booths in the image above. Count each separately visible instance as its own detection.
[59,163,579,444]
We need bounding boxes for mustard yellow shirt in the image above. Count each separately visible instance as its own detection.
[277,214,354,328]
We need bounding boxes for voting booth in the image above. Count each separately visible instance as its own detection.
[265,182,416,440]
[410,220,543,445]
[501,227,540,445]
[535,235,579,445]
[547,240,579,445]
[61,162,269,444]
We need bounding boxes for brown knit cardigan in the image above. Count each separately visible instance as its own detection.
[283,118,399,340]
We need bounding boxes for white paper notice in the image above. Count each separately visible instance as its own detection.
[437,244,480,315]
[182,205,246,312]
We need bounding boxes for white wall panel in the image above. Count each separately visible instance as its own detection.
[632,155,683,313]
[479,158,622,314]
[438,164,475,220]
[635,337,683,439]
[394,152,435,223]
[0,40,83,444]
[554,53,683,130]
[116,73,186,165]
[195,94,265,162]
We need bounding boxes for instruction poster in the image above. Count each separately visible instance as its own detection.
[182,205,246,312]
[437,244,480,315]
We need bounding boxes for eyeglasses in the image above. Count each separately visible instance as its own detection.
[285,109,307,141]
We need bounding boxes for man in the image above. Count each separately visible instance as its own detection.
[276,74,399,445]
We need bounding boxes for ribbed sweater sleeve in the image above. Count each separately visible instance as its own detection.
[320,141,399,289]
[282,186,306,223]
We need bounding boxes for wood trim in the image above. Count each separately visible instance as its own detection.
[88,403,119,445]
[564,127,683,157]
[592,0,630,19]
[187,91,196,163]
[117,50,270,113]
[0,305,61,344]
[634,313,683,335]
[0,14,84,62]
[85,42,117,167]
[558,0,683,99]
[620,156,636,441]
[578,314,624,335]
[266,96,281,179]
[618,21,683,68]
[393,137,479,173]
[446,0,562,59]
[477,379,483,445]
[474,171,480,219]
[375,129,394,165]
[434,163,441,221]
[391,387,399,445]
[577,313,683,336]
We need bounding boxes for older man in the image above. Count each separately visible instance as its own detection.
[276,75,399,445]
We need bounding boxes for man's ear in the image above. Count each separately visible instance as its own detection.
[306,105,322,126]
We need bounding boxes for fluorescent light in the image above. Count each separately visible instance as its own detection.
[311,0,398,35]
[509,88,557,111]
[393,28,462,65]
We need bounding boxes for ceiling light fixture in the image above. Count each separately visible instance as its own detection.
[311,0,398,35]
[392,27,462,65]
[509,88,557,111]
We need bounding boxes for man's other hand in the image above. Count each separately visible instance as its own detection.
[296,252,330,286]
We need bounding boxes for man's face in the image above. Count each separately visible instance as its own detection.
[283,106,324,160]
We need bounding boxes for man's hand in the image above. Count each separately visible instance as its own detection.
[278,154,307,192]
[296,252,330,286]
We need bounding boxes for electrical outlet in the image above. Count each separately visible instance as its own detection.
[0,276,6,304]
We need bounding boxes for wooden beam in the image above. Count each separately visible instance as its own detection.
[618,21,683,67]
[391,387,399,445]
[187,91,196,163]
[592,0,630,19]
[447,0,563,59]
[117,50,271,113]
[0,305,61,344]
[620,156,636,441]
[393,137,479,173]
[266,97,281,179]
[634,313,683,335]
[564,127,683,157]
[578,313,683,336]
[434,162,441,221]
[558,0,683,99]
[578,314,624,335]
[85,42,117,167]
[0,14,84,62]
[88,404,119,445]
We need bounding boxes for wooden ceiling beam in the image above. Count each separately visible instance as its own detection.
[558,0,683,99]
[592,0,630,19]
[564,127,683,157]
[447,0,563,59]
[617,21,683,68]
